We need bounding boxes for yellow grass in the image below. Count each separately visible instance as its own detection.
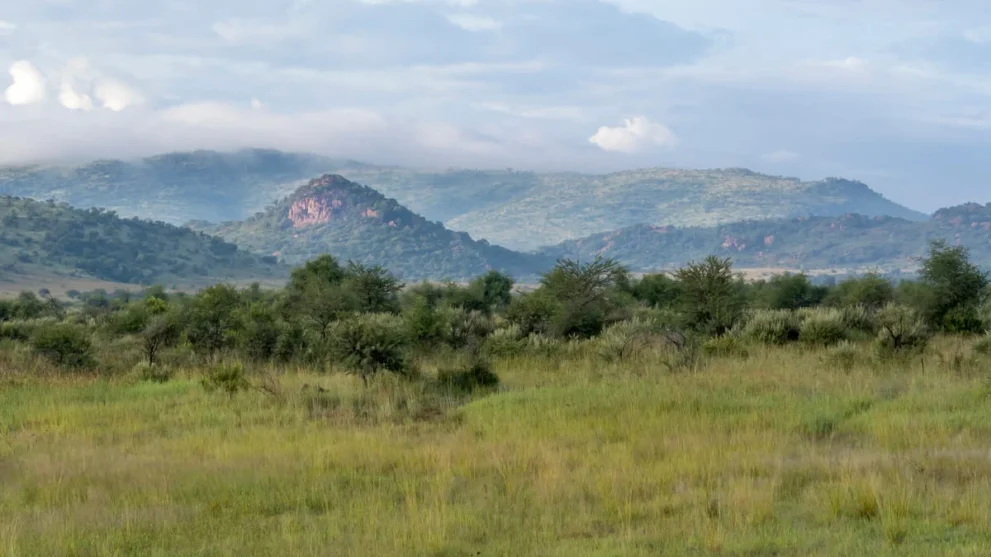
[2,340,991,555]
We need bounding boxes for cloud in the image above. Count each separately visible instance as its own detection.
[589,116,677,153]
[4,62,47,106]
[762,149,799,163]
[94,79,144,111]
[445,13,501,32]
[0,20,15,34]
[59,83,94,111]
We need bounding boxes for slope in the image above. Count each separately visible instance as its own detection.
[541,203,991,274]
[0,196,285,287]
[441,168,928,251]
[2,150,926,253]
[192,175,551,281]
[0,149,357,225]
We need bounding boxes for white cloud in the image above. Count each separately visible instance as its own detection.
[250,98,265,110]
[94,79,144,111]
[588,116,677,153]
[762,149,799,163]
[0,20,15,34]
[816,57,871,73]
[59,83,94,111]
[445,14,501,32]
[4,61,47,106]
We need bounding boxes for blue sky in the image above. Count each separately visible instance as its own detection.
[2,0,990,211]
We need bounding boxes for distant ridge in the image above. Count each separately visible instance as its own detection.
[191,175,551,281]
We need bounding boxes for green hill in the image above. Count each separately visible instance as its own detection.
[0,149,355,225]
[191,175,551,281]
[1,150,925,252]
[540,203,991,274]
[0,196,285,287]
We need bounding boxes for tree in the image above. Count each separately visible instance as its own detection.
[329,313,411,385]
[758,273,828,310]
[824,272,894,311]
[536,256,630,338]
[918,240,989,333]
[675,256,744,336]
[343,262,403,313]
[32,324,95,369]
[186,284,243,358]
[473,271,515,310]
[141,313,182,365]
[633,273,679,309]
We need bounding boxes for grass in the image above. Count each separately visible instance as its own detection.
[3,340,991,555]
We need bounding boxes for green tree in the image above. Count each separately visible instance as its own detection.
[758,273,828,310]
[824,273,894,311]
[343,262,403,313]
[675,256,745,336]
[632,273,679,309]
[32,324,95,369]
[918,241,989,333]
[186,284,243,357]
[141,313,182,365]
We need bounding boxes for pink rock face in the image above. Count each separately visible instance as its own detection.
[289,196,344,228]
[764,235,775,246]
[362,208,380,218]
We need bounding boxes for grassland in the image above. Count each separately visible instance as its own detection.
[3,336,991,556]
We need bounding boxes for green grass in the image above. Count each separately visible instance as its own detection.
[3,341,991,555]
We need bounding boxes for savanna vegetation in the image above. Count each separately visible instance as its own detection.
[2,241,991,555]
[0,195,284,286]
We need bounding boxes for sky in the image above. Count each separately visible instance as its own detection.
[2,0,991,211]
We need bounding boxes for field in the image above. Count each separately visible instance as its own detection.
[4,338,991,556]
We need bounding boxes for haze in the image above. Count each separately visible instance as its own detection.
[2,0,990,211]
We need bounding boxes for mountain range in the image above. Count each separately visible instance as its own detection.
[0,148,987,287]
[0,196,284,289]
[0,149,925,251]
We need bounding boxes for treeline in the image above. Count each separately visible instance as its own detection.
[1,241,989,388]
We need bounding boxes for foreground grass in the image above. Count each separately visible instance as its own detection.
[3,342,991,556]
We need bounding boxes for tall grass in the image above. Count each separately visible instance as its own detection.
[3,336,991,555]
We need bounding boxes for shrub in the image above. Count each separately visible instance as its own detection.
[141,314,182,365]
[444,308,494,349]
[595,318,658,363]
[274,321,312,363]
[972,335,991,356]
[821,341,863,372]
[702,335,750,359]
[403,296,448,347]
[32,324,95,369]
[675,256,745,336]
[741,310,801,345]
[839,305,879,335]
[799,309,848,347]
[201,362,250,397]
[329,313,412,384]
[506,292,559,336]
[437,359,500,394]
[135,361,174,383]
[483,325,527,357]
[873,304,930,360]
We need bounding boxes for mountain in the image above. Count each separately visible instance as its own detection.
[438,169,927,251]
[541,203,991,273]
[190,175,551,281]
[0,149,358,225]
[0,196,285,288]
[1,150,926,252]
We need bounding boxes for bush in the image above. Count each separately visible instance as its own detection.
[839,305,878,336]
[799,309,848,347]
[329,313,412,384]
[483,325,527,357]
[135,361,174,383]
[741,310,801,345]
[821,341,863,372]
[201,362,250,397]
[506,292,559,336]
[274,321,312,363]
[437,359,500,394]
[702,335,750,359]
[972,335,991,356]
[403,296,448,347]
[595,318,658,363]
[873,304,930,360]
[32,324,95,369]
[444,308,494,349]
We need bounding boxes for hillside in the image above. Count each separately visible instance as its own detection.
[191,175,551,281]
[2,150,926,252]
[0,149,354,225]
[0,196,285,287]
[541,203,991,273]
